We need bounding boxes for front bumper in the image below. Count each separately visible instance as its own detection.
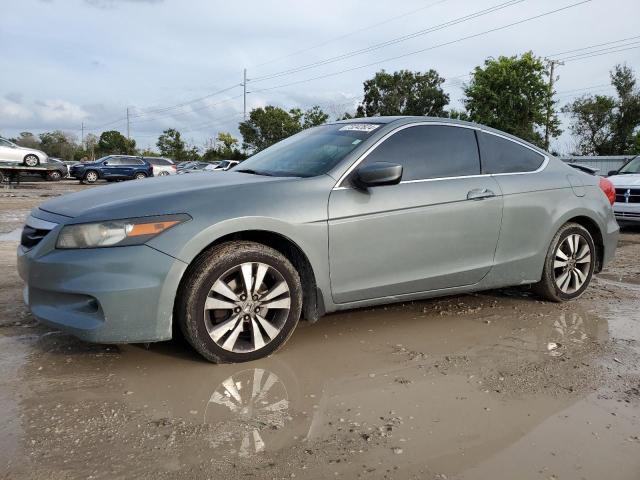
[613,202,640,224]
[18,225,188,343]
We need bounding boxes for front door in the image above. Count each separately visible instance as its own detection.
[328,124,503,304]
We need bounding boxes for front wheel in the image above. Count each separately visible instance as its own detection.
[24,155,39,167]
[83,170,98,184]
[177,241,303,363]
[533,223,595,302]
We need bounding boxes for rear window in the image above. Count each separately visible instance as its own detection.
[146,158,172,166]
[477,132,545,174]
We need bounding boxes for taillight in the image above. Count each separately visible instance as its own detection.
[598,177,615,205]
[171,165,177,170]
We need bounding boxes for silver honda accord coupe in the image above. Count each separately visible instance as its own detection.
[17,117,619,363]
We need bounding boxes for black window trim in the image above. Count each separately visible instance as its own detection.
[334,122,549,189]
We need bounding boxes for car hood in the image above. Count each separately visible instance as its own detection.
[608,174,640,187]
[38,172,292,221]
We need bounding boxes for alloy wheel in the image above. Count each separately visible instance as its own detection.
[203,262,291,353]
[85,171,98,182]
[553,233,592,294]
[24,155,38,167]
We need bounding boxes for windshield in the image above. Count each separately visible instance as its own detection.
[237,123,382,177]
[618,156,640,174]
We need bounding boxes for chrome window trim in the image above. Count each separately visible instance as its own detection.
[332,121,549,190]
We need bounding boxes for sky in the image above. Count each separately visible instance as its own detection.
[1,0,639,153]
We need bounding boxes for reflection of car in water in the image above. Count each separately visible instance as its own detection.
[110,305,608,465]
[205,368,291,457]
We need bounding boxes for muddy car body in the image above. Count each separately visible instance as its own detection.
[17,117,619,363]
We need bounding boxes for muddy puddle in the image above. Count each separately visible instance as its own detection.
[2,289,639,479]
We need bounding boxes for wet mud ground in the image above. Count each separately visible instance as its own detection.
[1,181,639,479]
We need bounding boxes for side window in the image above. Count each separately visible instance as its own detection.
[477,132,545,174]
[104,157,120,165]
[358,125,480,182]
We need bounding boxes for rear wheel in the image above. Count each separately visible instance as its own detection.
[134,172,147,180]
[47,170,62,181]
[533,223,595,302]
[83,170,98,184]
[24,155,39,167]
[177,241,302,363]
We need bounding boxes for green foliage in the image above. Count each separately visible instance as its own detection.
[563,64,640,155]
[98,130,136,156]
[464,52,559,148]
[562,95,617,155]
[156,128,199,162]
[202,132,246,161]
[38,130,79,160]
[239,105,329,153]
[356,69,449,117]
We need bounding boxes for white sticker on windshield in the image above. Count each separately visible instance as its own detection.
[339,124,381,133]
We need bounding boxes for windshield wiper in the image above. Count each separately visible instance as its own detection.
[235,169,274,176]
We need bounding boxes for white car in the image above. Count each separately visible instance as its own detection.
[0,137,49,166]
[608,156,640,224]
[206,160,239,171]
[144,156,176,176]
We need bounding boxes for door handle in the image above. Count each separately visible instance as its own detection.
[467,188,496,200]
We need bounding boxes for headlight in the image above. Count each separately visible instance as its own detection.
[56,214,190,249]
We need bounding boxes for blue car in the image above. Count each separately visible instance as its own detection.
[70,155,154,184]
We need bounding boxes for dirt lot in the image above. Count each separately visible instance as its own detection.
[1,180,639,480]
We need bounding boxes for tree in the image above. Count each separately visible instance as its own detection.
[239,105,329,152]
[562,95,616,155]
[563,64,640,155]
[38,130,79,160]
[356,69,449,117]
[464,52,559,148]
[156,128,192,161]
[202,132,246,161]
[12,132,41,149]
[98,130,136,155]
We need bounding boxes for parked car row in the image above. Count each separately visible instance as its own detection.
[177,160,239,174]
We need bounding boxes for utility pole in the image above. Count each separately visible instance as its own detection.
[544,59,563,151]
[81,122,84,147]
[126,107,130,139]
[243,68,247,121]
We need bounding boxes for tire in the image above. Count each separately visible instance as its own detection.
[83,170,99,184]
[176,241,303,363]
[24,155,39,167]
[47,170,62,181]
[134,172,147,180]
[533,222,596,302]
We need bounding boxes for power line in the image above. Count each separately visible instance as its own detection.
[128,83,241,119]
[549,34,640,57]
[129,94,244,125]
[558,44,640,62]
[249,1,591,95]
[251,0,449,69]
[250,0,527,83]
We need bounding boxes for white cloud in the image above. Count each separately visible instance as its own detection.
[0,98,32,122]
[34,99,89,124]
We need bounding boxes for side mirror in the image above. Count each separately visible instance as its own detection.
[608,170,618,176]
[353,162,403,189]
